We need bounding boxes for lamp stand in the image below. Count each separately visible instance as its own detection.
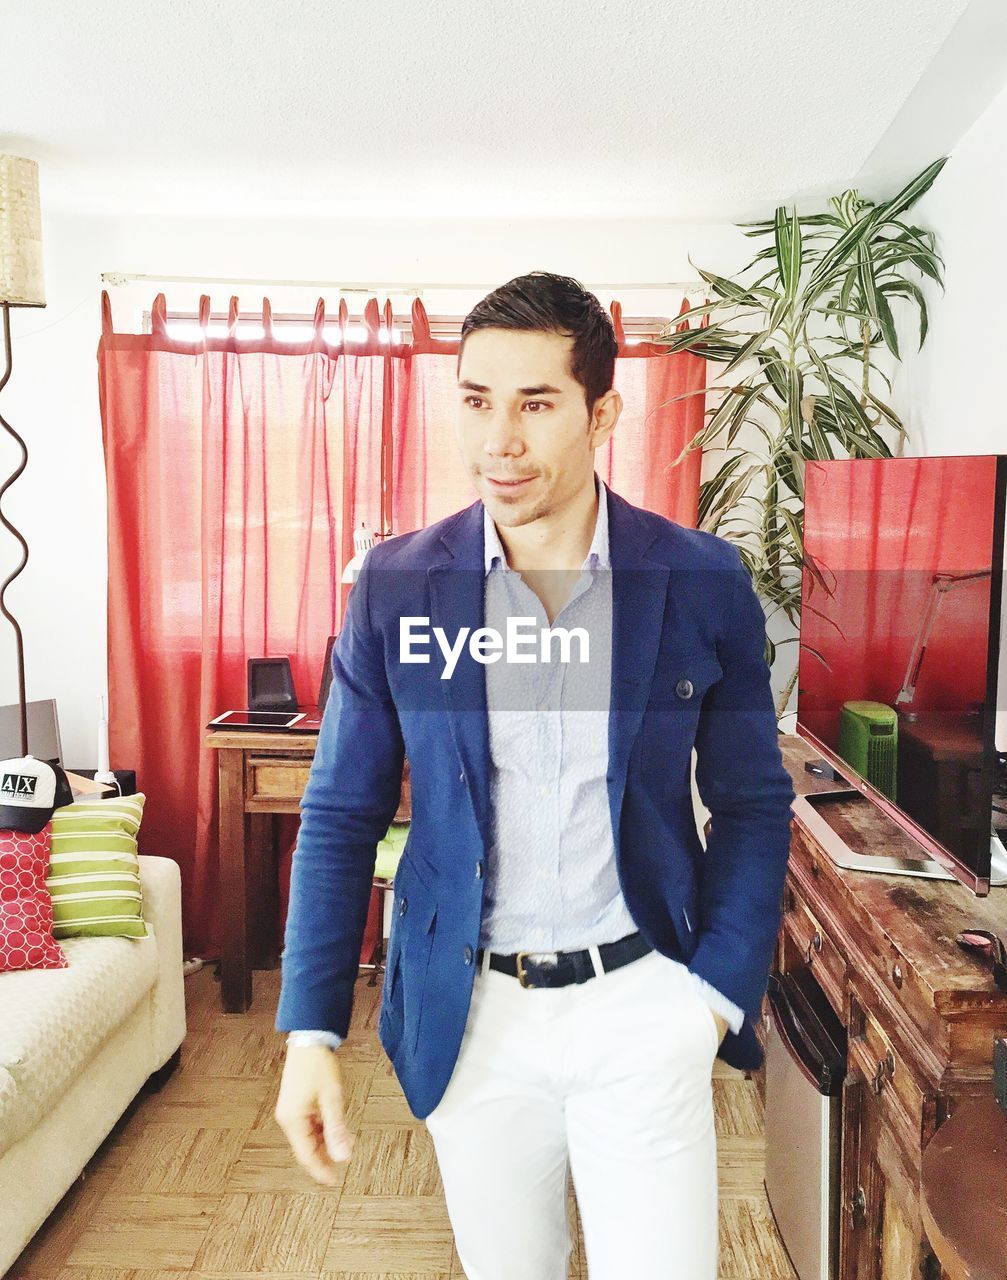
[0,301,30,756]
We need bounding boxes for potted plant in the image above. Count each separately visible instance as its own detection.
[657,158,947,719]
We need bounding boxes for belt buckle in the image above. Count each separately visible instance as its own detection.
[515,951,536,988]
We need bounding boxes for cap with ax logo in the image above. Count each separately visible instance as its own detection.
[0,755,75,834]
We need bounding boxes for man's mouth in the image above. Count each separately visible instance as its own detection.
[485,474,535,492]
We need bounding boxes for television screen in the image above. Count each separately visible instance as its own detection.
[797,455,1007,892]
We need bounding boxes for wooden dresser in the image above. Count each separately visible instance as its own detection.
[757,735,1007,1280]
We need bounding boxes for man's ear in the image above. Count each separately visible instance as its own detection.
[589,388,622,448]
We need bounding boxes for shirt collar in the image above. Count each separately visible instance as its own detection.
[483,474,610,575]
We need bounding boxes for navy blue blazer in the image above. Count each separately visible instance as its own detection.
[275,482,797,1118]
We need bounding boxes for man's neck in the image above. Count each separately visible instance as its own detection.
[493,475,599,574]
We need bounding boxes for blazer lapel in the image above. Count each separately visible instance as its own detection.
[428,502,493,851]
[605,487,669,831]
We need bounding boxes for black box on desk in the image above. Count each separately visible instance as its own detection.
[66,768,137,797]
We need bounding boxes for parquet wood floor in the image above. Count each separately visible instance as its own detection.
[8,965,797,1279]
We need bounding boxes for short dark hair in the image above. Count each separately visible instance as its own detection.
[458,271,618,417]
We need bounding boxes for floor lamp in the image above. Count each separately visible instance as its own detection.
[0,155,46,757]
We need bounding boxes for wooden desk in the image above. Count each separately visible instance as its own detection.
[205,723,410,1013]
[205,727,318,1012]
[761,735,1007,1280]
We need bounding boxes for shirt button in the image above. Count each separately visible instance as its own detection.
[475,860,483,878]
[459,770,465,783]
[463,945,474,964]
[675,678,694,699]
[399,896,408,916]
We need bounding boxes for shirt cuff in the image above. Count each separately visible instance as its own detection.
[686,973,746,1036]
[285,1030,345,1050]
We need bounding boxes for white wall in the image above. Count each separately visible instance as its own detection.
[16,101,996,774]
[890,77,1007,453]
[0,213,750,766]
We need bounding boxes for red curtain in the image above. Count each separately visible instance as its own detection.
[97,290,708,960]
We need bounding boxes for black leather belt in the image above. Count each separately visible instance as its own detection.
[476,930,653,988]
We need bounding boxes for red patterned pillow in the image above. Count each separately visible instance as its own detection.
[0,823,69,972]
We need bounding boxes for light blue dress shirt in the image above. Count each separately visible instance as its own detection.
[287,475,744,1051]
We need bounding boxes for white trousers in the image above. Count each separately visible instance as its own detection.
[424,944,721,1279]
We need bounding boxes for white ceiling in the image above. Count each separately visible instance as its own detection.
[3,0,1006,221]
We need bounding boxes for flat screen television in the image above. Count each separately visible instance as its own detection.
[794,455,1007,895]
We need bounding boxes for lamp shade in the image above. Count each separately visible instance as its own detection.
[0,155,45,307]
[341,523,377,584]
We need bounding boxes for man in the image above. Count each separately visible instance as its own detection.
[275,271,796,1278]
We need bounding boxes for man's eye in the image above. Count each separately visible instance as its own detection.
[525,401,549,412]
[464,396,484,408]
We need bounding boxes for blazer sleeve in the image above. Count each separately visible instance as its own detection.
[275,554,405,1037]
[685,545,797,1026]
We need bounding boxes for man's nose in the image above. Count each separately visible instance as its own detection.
[482,412,525,456]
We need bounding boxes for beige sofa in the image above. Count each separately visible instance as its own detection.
[0,854,187,1275]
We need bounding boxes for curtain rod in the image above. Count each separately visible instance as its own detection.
[100,271,709,292]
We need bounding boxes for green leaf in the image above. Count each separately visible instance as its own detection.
[805,341,844,434]
[784,207,802,301]
[697,454,752,526]
[723,325,774,374]
[692,262,778,306]
[830,380,895,456]
[880,279,928,348]
[805,209,880,297]
[774,206,791,291]
[655,326,744,359]
[724,385,768,449]
[874,238,944,287]
[857,242,879,320]
[777,505,805,559]
[877,157,948,224]
[758,348,790,402]
[874,289,900,358]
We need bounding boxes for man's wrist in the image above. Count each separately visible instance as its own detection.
[285,1030,345,1051]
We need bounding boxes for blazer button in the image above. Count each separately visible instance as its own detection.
[459,770,465,783]
[399,897,408,916]
[675,678,694,699]
[463,945,474,964]
[475,860,483,878]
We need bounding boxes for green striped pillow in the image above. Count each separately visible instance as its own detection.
[45,793,148,938]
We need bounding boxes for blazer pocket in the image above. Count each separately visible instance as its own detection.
[647,655,724,707]
[391,855,439,1057]
[642,655,724,762]
[378,945,404,1057]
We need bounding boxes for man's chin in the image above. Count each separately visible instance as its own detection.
[479,481,540,518]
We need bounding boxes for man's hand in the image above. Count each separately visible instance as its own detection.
[274,1045,356,1185]
[711,1009,729,1046]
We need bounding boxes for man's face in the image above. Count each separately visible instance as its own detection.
[455,328,620,528]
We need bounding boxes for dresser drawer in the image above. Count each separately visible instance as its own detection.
[847,985,927,1168]
[247,755,313,803]
[782,875,847,1016]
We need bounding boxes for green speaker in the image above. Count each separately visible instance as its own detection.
[837,700,898,800]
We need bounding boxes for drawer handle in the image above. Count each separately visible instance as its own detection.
[871,1059,886,1094]
[891,961,903,989]
[852,1185,867,1225]
[805,930,823,964]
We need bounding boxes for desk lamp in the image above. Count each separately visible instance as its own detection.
[341,521,396,584]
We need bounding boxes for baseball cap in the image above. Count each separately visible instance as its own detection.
[0,755,75,833]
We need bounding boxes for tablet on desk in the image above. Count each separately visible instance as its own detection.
[207,709,307,731]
